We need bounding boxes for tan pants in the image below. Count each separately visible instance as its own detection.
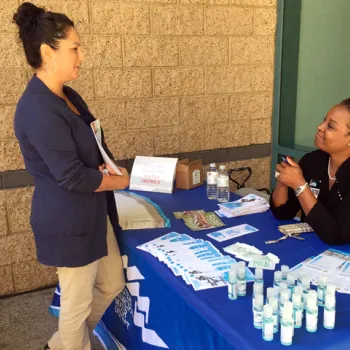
[48,219,125,350]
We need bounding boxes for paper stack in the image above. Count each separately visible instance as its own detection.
[137,232,255,291]
[223,242,280,270]
[216,194,270,218]
[173,210,225,231]
[290,249,350,294]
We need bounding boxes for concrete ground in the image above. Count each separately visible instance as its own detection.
[0,288,104,350]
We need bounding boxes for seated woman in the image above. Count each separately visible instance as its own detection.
[270,98,350,245]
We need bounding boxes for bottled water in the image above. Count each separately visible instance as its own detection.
[317,276,327,307]
[293,285,304,314]
[281,265,289,281]
[306,292,318,332]
[217,165,230,203]
[262,304,274,341]
[302,276,311,310]
[228,265,238,300]
[280,302,294,346]
[279,281,288,299]
[279,290,289,318]
[323,293,336,329]
[206,163,218,199]
[273,271,282,290]
[253,294,264,329]
[292,294,303,328]
[326,283,336,297]
[252,282,264,311]
[255,268,264,289]
[297,270,306,286]
[266,287,275,304]
[237,261,246,297]
[287,274,295,300]
[268,297,279,333]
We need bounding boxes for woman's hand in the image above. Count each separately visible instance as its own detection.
[275,157,306,190]
[105,163,129,177]
[117,166,129,177]
[99,164,109,175]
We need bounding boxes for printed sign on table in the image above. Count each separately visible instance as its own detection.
[130,156,178,194]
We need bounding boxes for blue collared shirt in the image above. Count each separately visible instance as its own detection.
[14,75,119,267]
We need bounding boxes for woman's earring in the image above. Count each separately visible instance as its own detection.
[46,59,57,75]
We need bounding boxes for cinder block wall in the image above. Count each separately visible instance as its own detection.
[0,0,276,296]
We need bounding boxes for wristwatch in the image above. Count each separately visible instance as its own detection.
[295,182,309,197]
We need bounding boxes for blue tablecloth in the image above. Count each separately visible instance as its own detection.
[50,186,350,350]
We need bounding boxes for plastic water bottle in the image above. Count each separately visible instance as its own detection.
[279,281,288,299]
[262,304,274,341]
[252,282,264,311]
[326,283,336,297]
[237,261,246,297]
[287,274,295,300]
[279,290,289,319]
[317,276,327,307]
[292,293,303,328]
[293,285,304,314]
[306,292,318,332]
[217,165,230,202]
[274,271,282,290]
[253,294,264,329]
[266,287,275,304]
[228,265,238,300]
[281,265,289,281]
[280,302,294,346]
[206,163,218,199]
[323,293,336,329]
[269,297,279,333]
[255,268,264,289]
[297,270,306,286]
[302,276,311,309]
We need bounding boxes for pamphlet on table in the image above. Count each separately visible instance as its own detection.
[173,210,225,231]
[223,242,280,270]
[137,232,255,291]
[207,224,259,242]
[115,191,170,230]
[290,249,350,294]
[216,194,270,218]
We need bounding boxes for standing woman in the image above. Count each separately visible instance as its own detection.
[13,3,128,349]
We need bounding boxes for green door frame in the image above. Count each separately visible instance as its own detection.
[270,0,308,189]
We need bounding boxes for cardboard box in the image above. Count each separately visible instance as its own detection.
[176,159,204,189]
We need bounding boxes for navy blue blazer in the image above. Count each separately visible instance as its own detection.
[14,75,120,267]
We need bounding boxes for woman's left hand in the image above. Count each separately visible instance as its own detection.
[275,157,306,190]
[99,163,110,175]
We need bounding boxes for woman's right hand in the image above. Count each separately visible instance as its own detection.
[105,163,129,177]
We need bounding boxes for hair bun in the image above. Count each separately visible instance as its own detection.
[13,2,45,30]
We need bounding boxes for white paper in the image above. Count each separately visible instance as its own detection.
[138,233,258,291]
[248,256,276,270]
[218,194,269,217]
[290,249,350,294]
[90,120,122,176]
[207,224,259,242]
[130,156,178,194]
[114,191,169,230]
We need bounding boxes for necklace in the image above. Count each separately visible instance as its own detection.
[328,158,336,181]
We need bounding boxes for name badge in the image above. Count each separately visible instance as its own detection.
[310,188,320,199]
[309,179,320,199]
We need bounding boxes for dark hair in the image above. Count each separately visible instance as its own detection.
[340,98,350,134]
[13,2,74,69]
[341,98,350,113]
